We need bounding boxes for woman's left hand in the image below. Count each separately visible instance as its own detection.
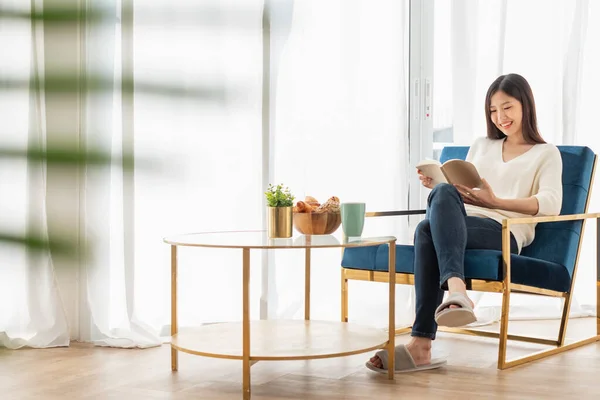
[455,179,499,209]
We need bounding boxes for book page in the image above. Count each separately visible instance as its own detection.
[416,159,448,187]
[440,159,483,188]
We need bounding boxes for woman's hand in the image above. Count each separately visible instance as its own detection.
[454,179,499,209]
[417,169,434,189]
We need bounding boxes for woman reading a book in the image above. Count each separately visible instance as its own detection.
[366,73,563,373]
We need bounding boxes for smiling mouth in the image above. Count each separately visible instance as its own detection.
[500,122,512,129]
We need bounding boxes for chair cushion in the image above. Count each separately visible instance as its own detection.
[342,244,572,293]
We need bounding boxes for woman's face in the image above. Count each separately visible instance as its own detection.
[489,90,523,139]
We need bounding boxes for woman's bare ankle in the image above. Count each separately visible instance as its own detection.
[446,277,474,308]
[408,336,432,349]
[447,277,467,294]
[407,337,432,365]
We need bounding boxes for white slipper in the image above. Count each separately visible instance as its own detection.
[365,345,446,374]
[434,292,477,327]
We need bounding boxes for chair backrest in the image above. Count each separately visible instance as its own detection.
[440,145,596,277]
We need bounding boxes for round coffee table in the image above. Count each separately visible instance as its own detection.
[163,230,397,399]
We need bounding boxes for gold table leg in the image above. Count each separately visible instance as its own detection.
[242,248,251,399]
[387,240,396,380]
[305,248,311,320]
[597,219,600,336]
[171,245,178,371]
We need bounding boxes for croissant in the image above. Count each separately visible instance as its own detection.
[295,201,314,213]
[304,196,320,207]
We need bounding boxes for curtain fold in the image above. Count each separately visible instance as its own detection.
[0,0,70,349]
[80,0,160,348]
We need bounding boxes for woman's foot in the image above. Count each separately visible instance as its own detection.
[368,337,432,368]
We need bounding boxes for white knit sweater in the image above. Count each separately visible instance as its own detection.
[464,137,563,253]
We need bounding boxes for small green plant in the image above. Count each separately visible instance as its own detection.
[264,183,295,207]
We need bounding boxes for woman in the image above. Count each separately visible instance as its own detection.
[366,73,563,373]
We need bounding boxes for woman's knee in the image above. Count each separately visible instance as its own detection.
[428,183,460,204]
[430,183,458,197]
[414,219,431,239]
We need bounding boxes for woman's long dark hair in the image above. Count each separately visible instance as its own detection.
[485,74,545,144]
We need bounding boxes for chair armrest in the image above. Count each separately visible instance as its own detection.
[366,209,426,218]
[504,212,600,226]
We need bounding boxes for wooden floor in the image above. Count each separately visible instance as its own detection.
[1,318,599,400]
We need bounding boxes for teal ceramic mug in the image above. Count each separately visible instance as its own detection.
[340,202,366,237]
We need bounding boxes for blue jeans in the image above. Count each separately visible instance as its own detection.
[411,183,517,340]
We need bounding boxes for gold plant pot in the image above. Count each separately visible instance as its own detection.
[267,206,293,238]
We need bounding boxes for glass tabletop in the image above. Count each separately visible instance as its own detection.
[163,230,396,249]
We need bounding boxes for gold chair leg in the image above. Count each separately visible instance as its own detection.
[341,269,348,322]
[498,223,512,370]
[597,281,600,336]
[497,288,511,369]
[557,293,572,346]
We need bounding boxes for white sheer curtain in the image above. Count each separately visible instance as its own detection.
[132,0,265,332]
[445,0,598,323]
[271,0,413,327]
[80,0,161,347]
[0,0,70,348]
[2,0,266,349]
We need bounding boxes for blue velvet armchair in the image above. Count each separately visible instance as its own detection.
[341,145,600,369]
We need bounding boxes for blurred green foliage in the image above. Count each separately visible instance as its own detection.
[0,4,223,258]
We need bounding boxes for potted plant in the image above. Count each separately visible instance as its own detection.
[264,183,295,238]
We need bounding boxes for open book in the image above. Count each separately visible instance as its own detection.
[416,159,483,188]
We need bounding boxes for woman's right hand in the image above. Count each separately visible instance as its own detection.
[417,169,434,189]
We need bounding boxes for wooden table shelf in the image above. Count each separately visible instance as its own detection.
[172,320,389,361]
